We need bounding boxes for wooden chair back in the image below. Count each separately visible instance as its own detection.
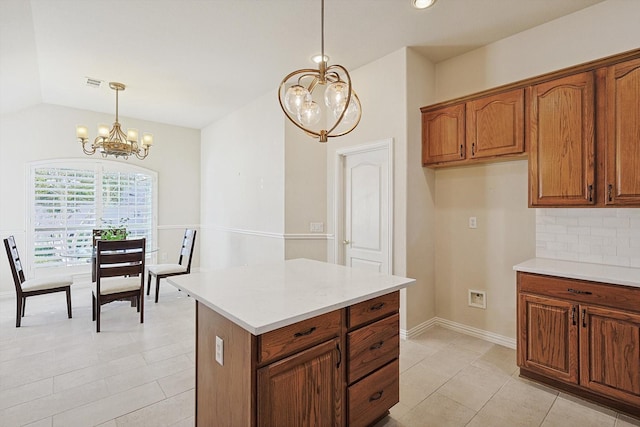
[95,238,146,282]
[3,236,26,289]
[177,229,197,273]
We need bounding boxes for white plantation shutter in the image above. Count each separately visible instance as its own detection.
[30,160,157,269]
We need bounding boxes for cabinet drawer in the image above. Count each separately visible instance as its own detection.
[348,313,399,384]
[349,291,399,329]
[348,360,399,427]
[258,309,341,364]
[518,272,640,313]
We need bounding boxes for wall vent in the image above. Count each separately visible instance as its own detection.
[85,77,103,88]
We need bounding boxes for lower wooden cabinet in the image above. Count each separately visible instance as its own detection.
[517,272,640,417]
[196,291,401,426]
[257,338,342,426]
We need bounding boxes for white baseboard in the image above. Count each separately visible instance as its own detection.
[401,317,516,349]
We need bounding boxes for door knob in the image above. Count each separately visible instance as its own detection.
[343,240,350,245]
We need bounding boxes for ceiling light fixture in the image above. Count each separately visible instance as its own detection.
[278,0,361,143]
[76,82,153,160]
[412,0,437,9]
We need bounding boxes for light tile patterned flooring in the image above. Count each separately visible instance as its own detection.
[0,283,638,427]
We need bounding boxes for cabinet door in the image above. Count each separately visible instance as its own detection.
[422,103,465,165]
[466,88,524,159]
[579,305,640,407]
[257,338,342,427]
[528,72,596,206]
[517,293,579,384]
[605,58,640,205]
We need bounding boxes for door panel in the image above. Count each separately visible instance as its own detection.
[580,305,640,407]
[518,293,579,384]
[605,58,640,205]
[343,147,390,274]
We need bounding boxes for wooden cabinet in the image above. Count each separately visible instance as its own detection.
[422,103,465,164]
[604,57,640,205]
[517,272,640,417]
[528,72,596,206]
[421,89,524,167]
[346,291,400,427]
[517,293,579,384]
[466,89,524,159]
[196,291,402,426]
[257,338,342,426]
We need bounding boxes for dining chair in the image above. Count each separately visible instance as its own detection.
[147,229,196,303]
[3,235,73,327]
[93,238,145,333]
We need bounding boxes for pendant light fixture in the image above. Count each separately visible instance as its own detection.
[76,82,153,160]
[278,0,361,143]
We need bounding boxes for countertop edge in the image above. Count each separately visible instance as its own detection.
[513,258,640,288]
[170,280,413,335]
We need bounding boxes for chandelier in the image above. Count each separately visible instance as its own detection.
[278,0,361,143]
[76,82,153,160]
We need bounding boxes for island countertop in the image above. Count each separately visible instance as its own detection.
[168,258,415,335]
[513,257,640,288]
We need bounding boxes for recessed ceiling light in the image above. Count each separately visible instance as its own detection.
[412,0,437,10]
[311,54,330,64]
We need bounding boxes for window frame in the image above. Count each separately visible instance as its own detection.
[26,158,158,277]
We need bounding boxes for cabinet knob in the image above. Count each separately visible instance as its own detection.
[343,240,350,245]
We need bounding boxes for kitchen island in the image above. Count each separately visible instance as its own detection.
[168,258,415,427]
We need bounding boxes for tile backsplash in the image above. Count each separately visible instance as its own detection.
[536,209,640,268]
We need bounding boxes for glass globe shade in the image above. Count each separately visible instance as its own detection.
[284,85,310,115]
[324,81,349,111]
[298,101,321,127]
[335,97,360,126]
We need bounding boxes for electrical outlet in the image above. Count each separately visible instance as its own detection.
[468,217,477,229]
[468,289,486,309]
[215,336,224,366]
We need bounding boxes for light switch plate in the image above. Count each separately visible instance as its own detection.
[215,336,223,366]
[310,222,324,233]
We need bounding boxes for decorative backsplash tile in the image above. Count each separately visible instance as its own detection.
[536,209,640,268]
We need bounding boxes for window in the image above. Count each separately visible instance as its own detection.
[29,159,157,269]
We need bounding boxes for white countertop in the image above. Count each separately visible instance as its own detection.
[513,258,640,288]
[168,258,415,335]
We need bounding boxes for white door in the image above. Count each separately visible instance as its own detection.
[340,142,392,274]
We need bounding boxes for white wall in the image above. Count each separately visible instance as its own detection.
[0,103,201,294]
[406,48,438,329]
[430,0,640,341]
[199,90,286,270]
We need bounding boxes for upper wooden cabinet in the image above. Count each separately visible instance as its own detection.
[421,103,465,164]
[528,72,596,207]
[420,48,640,207]
[466,89,524,159]
[421,89,525,166]
[604,57,640,206]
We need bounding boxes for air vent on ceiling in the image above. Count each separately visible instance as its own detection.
[85,77,103,88]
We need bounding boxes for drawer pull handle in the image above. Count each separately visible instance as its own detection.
[582,309,587,328]
[370,302,385,311]
[369,341,384,350]
[571,306,576,326]
[294,327,316,338]
[567,288,592,295]
[369,391,384,402]
[336,342,342,368]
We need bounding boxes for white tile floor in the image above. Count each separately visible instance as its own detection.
[0,282,638,427]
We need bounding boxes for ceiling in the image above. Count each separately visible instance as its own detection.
[0,0,604,129]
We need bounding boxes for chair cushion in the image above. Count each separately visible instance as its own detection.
[21,275,73,292]
[147,264,187,275]
[93,277,142,295]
